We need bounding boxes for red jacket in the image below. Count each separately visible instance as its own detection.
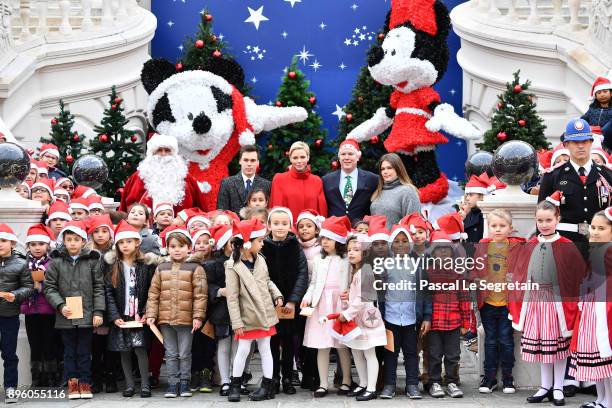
[269,166,328,218]
[507,235,586,337]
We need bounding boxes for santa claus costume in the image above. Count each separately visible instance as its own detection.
[119,134,206,214]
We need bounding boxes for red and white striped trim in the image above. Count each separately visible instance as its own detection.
[320,228,347,244]
[26,234,51,244]
[0,232,18,242]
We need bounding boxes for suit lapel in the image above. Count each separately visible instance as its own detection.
[330,170,344,204]
[351,169,367,203]
[565,165,583,187]
[233,175,246,201]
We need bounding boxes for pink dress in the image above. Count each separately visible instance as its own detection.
[303,256,347,349]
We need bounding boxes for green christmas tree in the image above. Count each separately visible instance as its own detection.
[179,9,250,95]
[260,58,332,179]
[334,35,394,172]
[90,86,143,199]
[40,100,86,173]
[478,70,549,152]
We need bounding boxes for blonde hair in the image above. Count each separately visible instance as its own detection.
[289,141,310,158]
[488,209,513,226]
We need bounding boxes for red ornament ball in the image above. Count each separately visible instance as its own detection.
[315,139,323,148]
[99,134,109,143]
[518,119,526,127]
[331,160,340,170]
[195,39,205,48]
[204,14,213,22]
[513,84,522,93]
[114,97,122,104]
[65,155,74,164]
[111,104,117,110]
[377,33,385,40]
[131,135,138,142]
[497,102,503,109]
[288,71,297,79]
[275,101,282,107]
[346,113,353,122]
[309,96,316,105]
[72,134,80,142]
[370,135,379,144]
[175,62,183,71]
[496,132,507,142]
[212,50,222,58]
[51,118,58,125]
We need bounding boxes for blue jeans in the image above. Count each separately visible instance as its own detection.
[383,322,419,386]
[480,304,514,379]
[0,317,20,388]
[61,328,93,383]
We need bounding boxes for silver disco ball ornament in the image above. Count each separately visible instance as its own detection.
[0,142,30,188]
[465,150,494,179]
[492,140,538,186]
[72,154,108,190]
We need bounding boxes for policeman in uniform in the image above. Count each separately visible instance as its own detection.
[538,118,612,243]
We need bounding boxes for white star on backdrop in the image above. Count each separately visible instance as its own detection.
[281,31,288,39]
[450,89,456,95]
[178,45,184,51]
[344,38,352,46]
[218,33,224,41]
[244,6,269,30]
[251,77,257,83]
[310,59,322,72]
[319,22,327,30]
[339,62,347,70]
[296,45,313,64]
[351,4,359,11]
[332,104,346,121]
[284,0,302,7]
[167,20,174,27]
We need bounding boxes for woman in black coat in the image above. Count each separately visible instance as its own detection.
[262,231,308,394]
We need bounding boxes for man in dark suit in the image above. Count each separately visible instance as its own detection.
[217,145,271,214]
[322,140,378,224]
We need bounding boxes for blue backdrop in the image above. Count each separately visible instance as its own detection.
[152,0,468,181]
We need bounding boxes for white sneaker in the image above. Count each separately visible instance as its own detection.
[429,383,445,398]
[4,387,17,404]
[446,383,464,398]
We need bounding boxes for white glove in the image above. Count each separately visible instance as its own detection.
[425,103,481,140]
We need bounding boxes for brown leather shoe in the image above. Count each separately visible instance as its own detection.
[68,378,80,399]
[79,382,93,399]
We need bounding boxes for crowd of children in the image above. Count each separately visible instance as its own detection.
[0,139,609,408]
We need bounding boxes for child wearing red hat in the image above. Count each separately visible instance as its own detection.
[21,224,58,388]
[301,216,353,398]
[225,219,283,402]
[46,201,72,239]
[151,202,174,237]
[582,77,612,129]
[462,173,489,243]
[39,143,67,180]
[0,224,34,403]
[126,203,160,255]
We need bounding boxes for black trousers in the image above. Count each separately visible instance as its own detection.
[24,314,56,362]
[271,334,294,380]
[91,332,120,383]
[427,328,461,385]
[191,330,216,372]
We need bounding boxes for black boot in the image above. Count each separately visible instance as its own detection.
[43,361,59,387]
[228,377,242,402]
[282,377,296,395]
[250,377,274,401]
[105,373,118,393]
[30,361,42,388]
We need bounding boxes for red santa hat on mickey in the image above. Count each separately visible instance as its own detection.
[320,216,352,244]
[389,0,438,34]
[319,313,362,343]
[86,214,115,239]
[46,201,71,224]
[160,225,192,248]
[153,202,174,218]
[436,212,467,241]
[465,173,490,195]
[0,224,18,242]
[191,228,213,250]
[114,220,141,243]
[209,224,233,251]
[31,178,55,197]
[296,209,325,229]
[546,190,565,206]
[26,224,55,244]
[232,218,267,250]
[589,76,612,100]
[267,207,294,227]
[338,139,362,158]
[57,220,88,241]
[40,143,60,159]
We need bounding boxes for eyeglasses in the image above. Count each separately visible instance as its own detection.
[31,187,49,194]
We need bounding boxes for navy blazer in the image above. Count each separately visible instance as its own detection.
[322,168,378,224]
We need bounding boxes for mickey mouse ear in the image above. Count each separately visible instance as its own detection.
[141,59,177,94]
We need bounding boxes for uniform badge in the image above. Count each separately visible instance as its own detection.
[564,167,569,172]
[560,181,568,185]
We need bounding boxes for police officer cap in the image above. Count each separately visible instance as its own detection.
[564,118,593,142]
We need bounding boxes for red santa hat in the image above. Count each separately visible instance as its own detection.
[186,210,212,230]
[436,213,467,241]
[46,201,72,224]
[20,180,32,195]
[219,210,240,225]
[363,215,388,231]
[69,197,90,214]
[592,143,610,166]
[605,207,612,223]
[40,143,60,159]
[191,228,213,249]
[389,224,412,243]
[56,177,74,188]
[320,216,352,244]
[399,212,433,234]
[209,224,234,250]
[232,218,267,249]
[296,209,325,229]
[58,221,88,241]
[338,139,362,158]
[0,224,18,242]
[146,133,178,157]
[34,160,48,175]
[320,313,362,343]
[113,220,141,243]
[368,223,391,242]
[389,0,438,34]
[86,214,115,238]
[590,76,612,100]
[87,195,104,212]
[160,225,192,248]
[29,160,38,171]
[153,202,174,218]
[550,143,570,167]
[176,207,199,223]
[31,178,55,197]
[26,224,55,244]
[487,176,507,193]
[429,229,452,243]
[72,185,96,199]
[267,206,294,227]
[546,190,565,207]
[465,173,490,195]
[53,188,70,201]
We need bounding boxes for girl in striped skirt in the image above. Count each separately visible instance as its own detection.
[569,208,612,408]
[508,196,586,406]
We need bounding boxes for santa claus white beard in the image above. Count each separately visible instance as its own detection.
[137,154,188,205]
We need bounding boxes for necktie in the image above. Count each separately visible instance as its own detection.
[245,179,252,194]
[578,167,586,184]
[343,176,353,205]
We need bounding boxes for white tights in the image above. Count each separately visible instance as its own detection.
[232,336,273,379]
[352,348,378,392]
[536,360,567,400]
[317,347,351,390]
